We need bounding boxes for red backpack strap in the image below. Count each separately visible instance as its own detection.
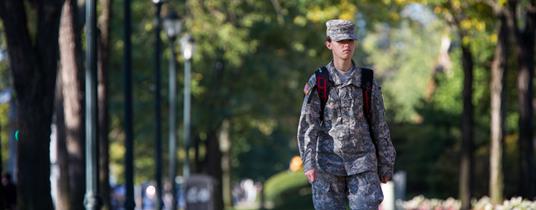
[314,66,331,120]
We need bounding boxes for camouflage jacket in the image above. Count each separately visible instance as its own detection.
[297,62,396,177]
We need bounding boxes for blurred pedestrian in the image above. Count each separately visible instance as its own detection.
[1,173,16,210]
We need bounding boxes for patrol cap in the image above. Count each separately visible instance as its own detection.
[325,19,357,41]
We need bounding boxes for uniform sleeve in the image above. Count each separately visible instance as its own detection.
[297,75,321,173]
[371,80,396,178]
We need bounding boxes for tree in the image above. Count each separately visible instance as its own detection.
[439,2,478,208]
[416,0,503,207]
[54,70,70,210]
[507,0,536,198]
[489,14,508,205]
[57,0,86,208]
[487,0,512,203]
[98,0,113,208]
[0,0,64,209]
[457,25,476,210]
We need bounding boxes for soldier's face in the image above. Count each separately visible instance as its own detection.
[326,39,356,60]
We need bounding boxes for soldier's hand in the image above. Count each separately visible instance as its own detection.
[304,169,316,183]
[380,176,391,183]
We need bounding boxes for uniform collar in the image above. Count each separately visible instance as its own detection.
[326,60,361,87]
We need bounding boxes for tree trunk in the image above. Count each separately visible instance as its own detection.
[202,56,227,210]
[55,68,72,210]
[490,13,508,204]
[516,14,535,200]
[509,0,536,198]
[0,0,64,209]
[58,0,85,208]
[98,0,113,208]
[459,42,474,210]
[204,129,223,210]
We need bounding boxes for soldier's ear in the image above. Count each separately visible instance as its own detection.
[325,41,332,50]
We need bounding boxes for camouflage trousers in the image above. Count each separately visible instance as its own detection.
[311,169,383,210]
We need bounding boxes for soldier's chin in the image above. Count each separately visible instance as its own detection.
[339,54,352,60]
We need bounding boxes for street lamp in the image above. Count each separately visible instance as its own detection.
[164,10,181,210]
[164,11,182,41]
[181,34,195,60]
[152,0,164,209]
[181,34,195,179]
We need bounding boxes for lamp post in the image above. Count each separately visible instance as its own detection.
[152,0,164,209]
[123,0,134,208]
[85,0,100,208]
[181,34,195,179]
[163,10,181,210]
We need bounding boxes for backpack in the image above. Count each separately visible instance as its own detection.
[309,66,379,170]
[311,66,374,125]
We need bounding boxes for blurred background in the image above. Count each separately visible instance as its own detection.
[0,0,535,209]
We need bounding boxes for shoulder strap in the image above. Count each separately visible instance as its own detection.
[361,67,374,124]
[314,66,331,120]
[360,67,381,173]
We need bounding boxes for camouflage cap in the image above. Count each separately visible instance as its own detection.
[326,19,357,41]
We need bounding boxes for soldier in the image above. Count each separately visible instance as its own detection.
[297,19,396,210]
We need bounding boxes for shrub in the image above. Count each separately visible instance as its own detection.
[402,195,460,210]
[403,196,536,210]
[264,170,313,210]
[473,197,536,210]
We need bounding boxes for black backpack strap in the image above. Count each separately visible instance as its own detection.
[361,67,380,173]
[361,67,374,124]
[314,66,331,120]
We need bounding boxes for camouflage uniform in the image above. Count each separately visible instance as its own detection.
[313,169,383,210]
[297,60,396,209]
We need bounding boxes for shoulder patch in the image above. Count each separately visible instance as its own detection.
[303,83,311,95]
[303,74,316,95]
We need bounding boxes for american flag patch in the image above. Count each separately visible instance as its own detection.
[303,83,311,95]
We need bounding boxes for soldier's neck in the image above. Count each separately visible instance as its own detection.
[333,58,353,72]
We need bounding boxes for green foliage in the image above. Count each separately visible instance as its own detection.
[231,124,295,181]
[392,116,460,198]
[363,6,444,122]
[0,104,8,165]
[264,170,312,210]
[0,25,11,168]
[391,47,489,198]
[106,0,163,184]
